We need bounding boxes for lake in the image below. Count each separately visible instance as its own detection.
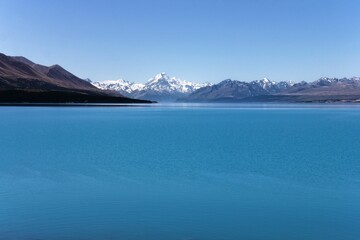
[0,104,360,240]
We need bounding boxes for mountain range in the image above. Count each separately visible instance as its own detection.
[92,75,360,103]
[183,77,360,103]
[91,72,210,102]
[0,53,151,103]
[182,78,293,102]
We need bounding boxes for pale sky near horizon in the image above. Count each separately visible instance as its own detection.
[0,0,359,83]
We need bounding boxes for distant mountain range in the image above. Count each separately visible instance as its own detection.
[182,77,360,103]
[182,78,293,102]
[0,53,151,103]
[92,75,360,103]
[91,72,210,102]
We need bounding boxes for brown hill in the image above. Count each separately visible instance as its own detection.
[0,53,152,103]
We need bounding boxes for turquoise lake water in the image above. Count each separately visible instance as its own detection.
[0,104,360,240]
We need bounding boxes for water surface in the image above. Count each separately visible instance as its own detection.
[1,104,360,240]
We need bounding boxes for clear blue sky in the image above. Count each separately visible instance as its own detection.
[0,0,359,83]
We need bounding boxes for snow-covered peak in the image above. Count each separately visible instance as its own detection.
[91,78,144,94]
[101,78,128,85]
[108,78,126,83]
[253,77,276,89]
[261,78,276,84]
[150,72,169,82]
[144,73,210,94]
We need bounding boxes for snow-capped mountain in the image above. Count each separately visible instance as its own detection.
[132,72,211,101]
[254,77,292,90]
[311,77,360,86]
[183,78,295,102]
[183,77,360,102]
[91,72,211,101]
[143,72,208,94]
[91,79,145,97]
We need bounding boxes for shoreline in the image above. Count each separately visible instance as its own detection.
[1,102,360,109]
[0,103,156,107]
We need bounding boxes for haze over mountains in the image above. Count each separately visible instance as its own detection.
[0,53,151,103]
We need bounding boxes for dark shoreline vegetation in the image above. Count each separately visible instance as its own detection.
[0,102,150,107]
[0,90,154,104]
